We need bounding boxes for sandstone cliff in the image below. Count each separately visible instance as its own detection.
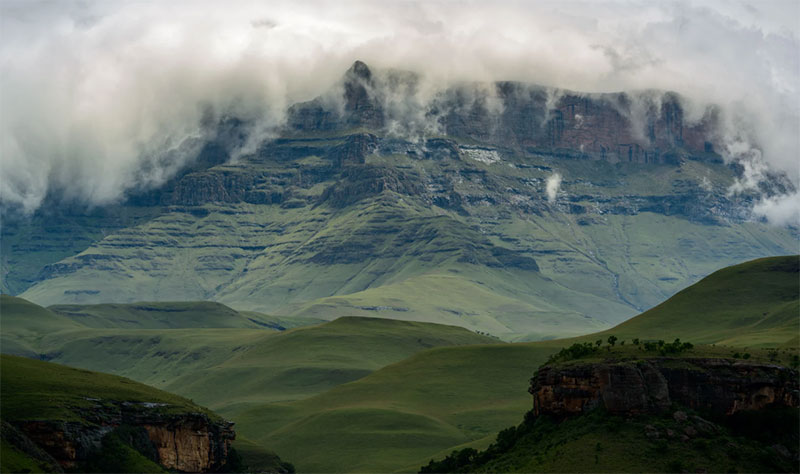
[15,401,234,472]
[530,358,800,418]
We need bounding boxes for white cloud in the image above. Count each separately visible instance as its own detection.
[752,192,800,227]
[546,173,562,203]
[0,0,797,216]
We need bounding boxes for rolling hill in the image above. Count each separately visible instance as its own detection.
[0,296,497,410]
[223,255,800,472]
[1,256,797,472]
[0,355,292,473]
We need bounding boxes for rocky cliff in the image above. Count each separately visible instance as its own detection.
[15,401,234,472]
[530,358,800,418]
[288,61,719,164]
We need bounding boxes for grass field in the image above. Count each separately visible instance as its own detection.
[223,255,800,472]
[1,256,797,472]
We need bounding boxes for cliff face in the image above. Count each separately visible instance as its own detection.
[530,358,800,418]
[16,402,234,472]
[287,62,718,164]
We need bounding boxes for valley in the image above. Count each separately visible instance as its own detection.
[2,256,797,472]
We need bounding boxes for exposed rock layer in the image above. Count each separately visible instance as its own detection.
[530,358,800,417]
[15,402,234,472]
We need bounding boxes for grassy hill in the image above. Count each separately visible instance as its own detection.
[0,354,217,422]
[421,405,799,473]
[602,255,799,347]
[0,297,497,411]
[2,257,797,472]
[0,354,205,473]
[0,355,294,474]
[223,256,800,472]
[48,301,273,329]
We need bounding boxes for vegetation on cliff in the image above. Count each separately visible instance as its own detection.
[420,406,800,473]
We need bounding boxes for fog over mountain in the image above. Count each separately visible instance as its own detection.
[1,0,798,224]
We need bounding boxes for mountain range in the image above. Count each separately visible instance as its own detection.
[2,61,796,342]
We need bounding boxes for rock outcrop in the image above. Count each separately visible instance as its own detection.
[287,61,719,164]
[530,358,800,418]
[15,401,234,472]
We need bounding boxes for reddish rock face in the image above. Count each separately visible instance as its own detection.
[17,409,234,472]
[144,417,233,472]
[530,358,800,418]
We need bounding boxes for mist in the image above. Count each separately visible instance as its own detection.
[1,0,798,224]
[546,173,562,203]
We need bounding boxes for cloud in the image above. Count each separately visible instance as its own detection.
[546,173,562,203]
[0,0,798,220]
[752,192,800,227]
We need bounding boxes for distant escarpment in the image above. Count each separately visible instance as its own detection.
[288,61,720,165]
[531,358,799,418]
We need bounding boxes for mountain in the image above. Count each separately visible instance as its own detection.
[3,61,796,341]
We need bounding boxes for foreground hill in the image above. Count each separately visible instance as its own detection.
[0,355,291,473]
[423,347,799,473]
[6,62,797,340]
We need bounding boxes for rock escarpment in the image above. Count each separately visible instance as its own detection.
[530,358,800,418]
[15,401,234,472]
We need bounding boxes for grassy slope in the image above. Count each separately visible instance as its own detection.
[604,255,799,347]
[47,300,284,329]
[16,143,797,341]
[1,297,497,411]
[2,257,796,472]
[0,355,290,473]
[227,256,799,472]
[0,354,217,422]
[0,295,84,356]
[427,407,799,473]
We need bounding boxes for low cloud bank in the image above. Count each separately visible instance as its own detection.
[1,1,797,224]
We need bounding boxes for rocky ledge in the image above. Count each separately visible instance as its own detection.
[530,358,799,418]
[15,400,235,472]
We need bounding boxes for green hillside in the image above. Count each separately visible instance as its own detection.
[602,255,799,347]
[0,354,217,422]
[421,405,799,473]
[1,297,497,410]
[1,257,797,472]
[48,300,288,329]
[11,123,797,341]
[223,256,800,472]
[0,355,294,473]
[0,295,84,356]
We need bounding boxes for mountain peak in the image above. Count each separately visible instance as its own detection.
[346,60,372,81]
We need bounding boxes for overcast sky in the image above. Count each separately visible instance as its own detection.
[1,0,798,223]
